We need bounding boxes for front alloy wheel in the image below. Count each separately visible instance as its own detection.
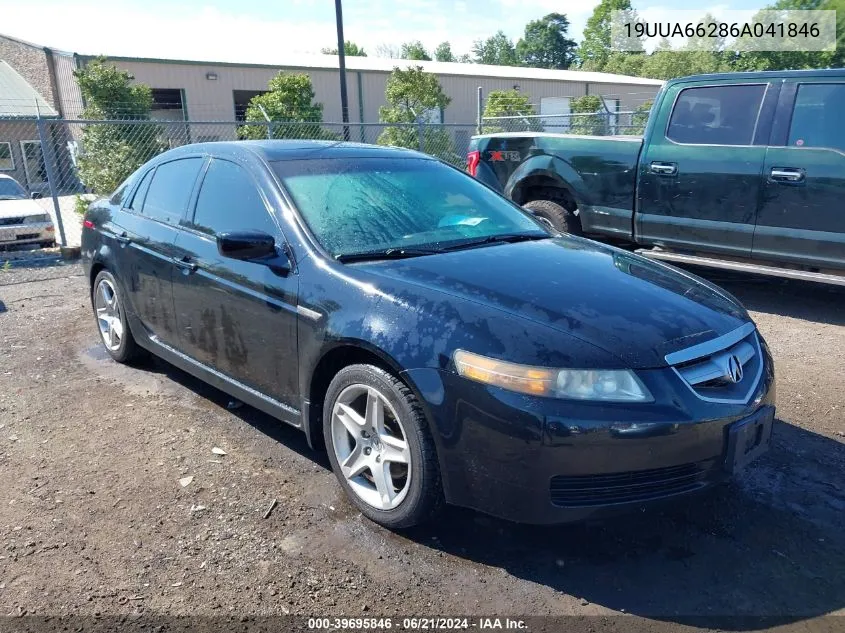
[331,384,412,510]
[323,364,444,528]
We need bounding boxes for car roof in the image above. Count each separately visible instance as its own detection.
[157,139,433,163]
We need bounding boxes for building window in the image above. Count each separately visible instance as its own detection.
[0,142,13,170]
[233,90,268,121]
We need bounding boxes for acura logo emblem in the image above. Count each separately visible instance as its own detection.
[726,355,744,383]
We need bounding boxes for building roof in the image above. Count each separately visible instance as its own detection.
[79,50,664,87]
[0,61,58,118]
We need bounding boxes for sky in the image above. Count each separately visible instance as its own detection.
[0,0,769,62]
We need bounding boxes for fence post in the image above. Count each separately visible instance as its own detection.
[35,117,68,247]
[476,87,483,135]
[417,118,424,153]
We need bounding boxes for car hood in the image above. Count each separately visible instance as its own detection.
[353,236,749,369]
[0,198,44,219]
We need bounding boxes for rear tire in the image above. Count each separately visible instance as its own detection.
[92,269,141,364]
[323,364,444,529]
[523,199,582,235]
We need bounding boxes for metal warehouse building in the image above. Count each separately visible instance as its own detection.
[1,31,662,193]
[0,32,662,125]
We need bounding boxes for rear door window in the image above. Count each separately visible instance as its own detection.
[667,84,766,146]
[141,158,203,225]
[788,83,845,152]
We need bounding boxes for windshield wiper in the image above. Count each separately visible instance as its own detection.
[336,247,443,263]
[439,232,549,252]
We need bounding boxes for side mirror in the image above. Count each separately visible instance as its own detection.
[216,231,291,274]
[217,231,276,260]
[30,191,42,200]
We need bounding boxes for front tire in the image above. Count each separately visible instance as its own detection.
[523,199,582,235]
[323,364,444,529]
[92,269,140,364]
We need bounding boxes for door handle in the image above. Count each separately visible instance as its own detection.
[114,232,131,246]
[769,167,805,184]
[173,256,198,273]
[649,161,678,176]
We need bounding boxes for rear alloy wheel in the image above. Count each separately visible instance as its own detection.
[92,270,140,363]
[324,364,444,528]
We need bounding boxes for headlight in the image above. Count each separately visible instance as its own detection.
[453,350,652,402]
[23,213,51,224]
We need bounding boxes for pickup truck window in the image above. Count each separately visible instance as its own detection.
[667,84,766,146]
[788,83,845,153]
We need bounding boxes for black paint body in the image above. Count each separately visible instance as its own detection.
[82,141,775,524]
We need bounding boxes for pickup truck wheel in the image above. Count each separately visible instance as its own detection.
[523,199,582,235]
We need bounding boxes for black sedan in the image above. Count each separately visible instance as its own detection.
[81,141,775,528]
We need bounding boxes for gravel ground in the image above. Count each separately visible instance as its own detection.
[0,262,843,631]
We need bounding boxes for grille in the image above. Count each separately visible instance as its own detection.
[666,323,762,404]
[550,462,709,507]
[0,217,25,227]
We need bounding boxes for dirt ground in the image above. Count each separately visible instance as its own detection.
[0,261,843,631]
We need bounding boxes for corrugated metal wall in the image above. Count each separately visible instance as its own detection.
[60,58,660,124]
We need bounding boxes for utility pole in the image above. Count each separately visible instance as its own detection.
[334,0,351,141]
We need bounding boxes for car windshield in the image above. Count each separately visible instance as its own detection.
[273,157,548,260]
[0,179,27,200]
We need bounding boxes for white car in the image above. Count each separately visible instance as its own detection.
[0,174,55,249]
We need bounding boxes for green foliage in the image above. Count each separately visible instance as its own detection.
[73,57,162,194]
[240,72,338,141]
[400,41,432,61]
[377,66,459,164]
[74,194,96,216]
[570,95,607,135]
[482,90,542,133]
[321,41,367,56]
[434,42,456,62]
[74,56,152,119]
[1,260,11,272]
[516,13,577,69]
[472,31,518,66]
[622,100,653,135]
[577,0,637,70]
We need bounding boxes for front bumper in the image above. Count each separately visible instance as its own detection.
[404,343,776,525]
[0,221,55,247]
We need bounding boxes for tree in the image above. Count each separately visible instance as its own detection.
[377,66,458,164]
[482,89,542,133]
[472,31,518,66]
[515,13,577,69]
[434,41,457,62]
[730,0,836,71]
[570,95,607,135]
[321,41,367,56]
[622,100,652,135]
[240,72,337,140]
[73,57,162,194]
[577,0,638,71]
[400,41,432,61]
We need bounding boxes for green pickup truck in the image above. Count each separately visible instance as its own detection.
[468,69,845,285]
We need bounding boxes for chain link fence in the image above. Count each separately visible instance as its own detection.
[481,110,649,136]
[0,116,479,248]
[1,102,652,249]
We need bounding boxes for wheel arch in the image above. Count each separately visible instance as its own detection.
[303,341,437,452]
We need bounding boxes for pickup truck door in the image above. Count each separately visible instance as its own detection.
[636,81,777,258]
[754,80,845,270]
